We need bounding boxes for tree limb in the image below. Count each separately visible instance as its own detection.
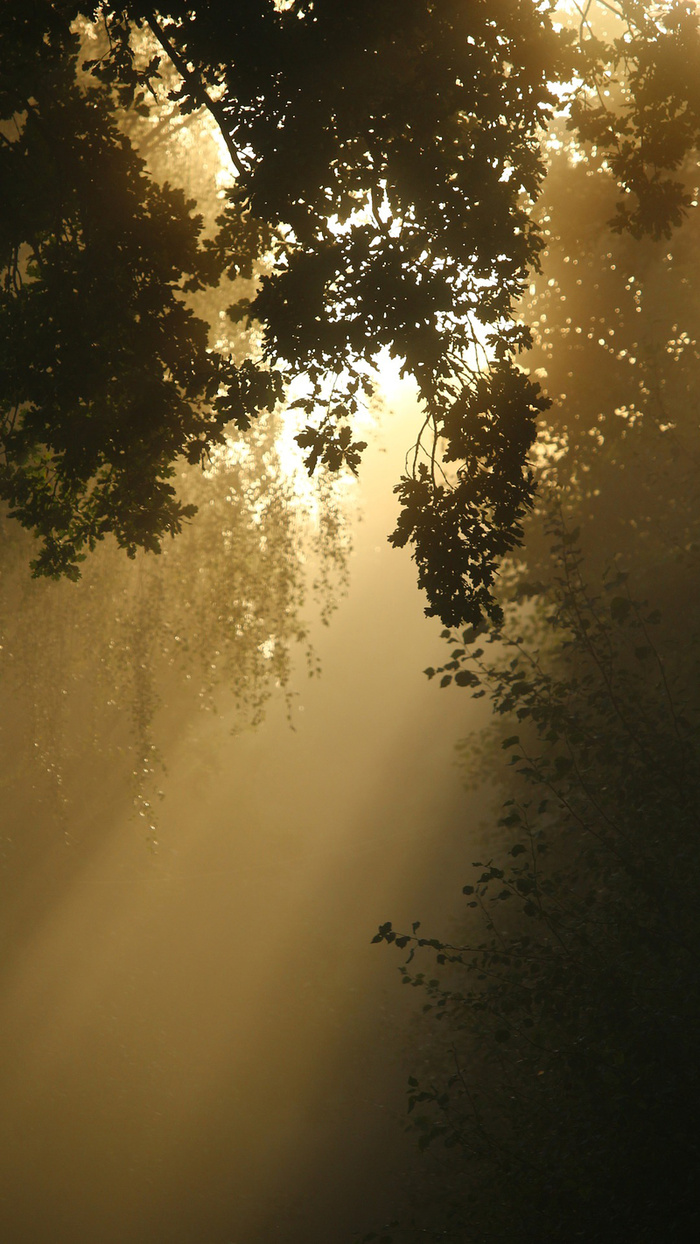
[145,12,247,179]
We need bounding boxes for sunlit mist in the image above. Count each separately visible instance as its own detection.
[3,4,700,1242]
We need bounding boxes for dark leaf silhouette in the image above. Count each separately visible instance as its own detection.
[3,1,700,619]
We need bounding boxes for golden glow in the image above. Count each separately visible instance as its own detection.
[0,381,483,1241]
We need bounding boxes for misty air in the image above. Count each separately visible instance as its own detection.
[1,3,700,1243]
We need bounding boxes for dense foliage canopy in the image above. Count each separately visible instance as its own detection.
[2,1,700,619]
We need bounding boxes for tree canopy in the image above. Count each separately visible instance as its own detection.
[2,0,700,620]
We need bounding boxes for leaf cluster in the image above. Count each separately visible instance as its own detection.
[0,3,281,575]
[567,0,700,238]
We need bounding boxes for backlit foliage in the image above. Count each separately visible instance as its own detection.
[2,1,700,620]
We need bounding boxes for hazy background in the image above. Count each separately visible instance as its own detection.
[0,380,491,1244]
